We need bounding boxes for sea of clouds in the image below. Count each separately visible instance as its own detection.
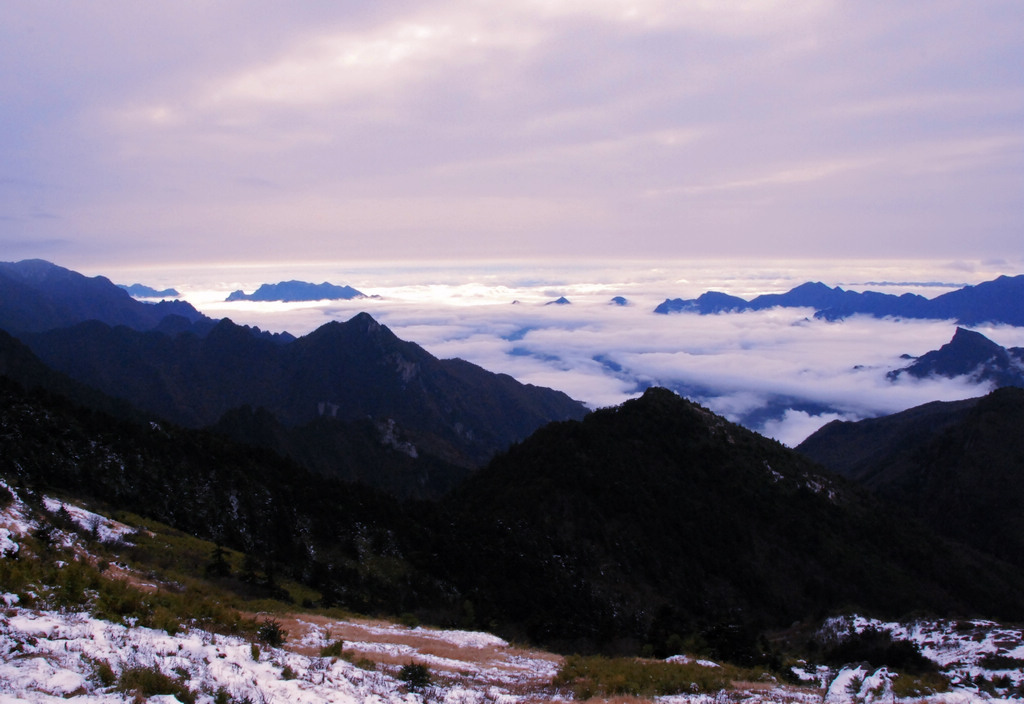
[106,258,1024,446]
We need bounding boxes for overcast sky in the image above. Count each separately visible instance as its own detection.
[2,1,1022,270]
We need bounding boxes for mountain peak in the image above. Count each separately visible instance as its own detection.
[888,327,1023,385]
[950,325,1002,349]
[793,281,834,293]
[347,310,381,329]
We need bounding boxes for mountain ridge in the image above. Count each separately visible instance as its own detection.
[796,386,1024,570]
[655,274,1024,325]
[887,327,1024,386]
[226,279,365,302]
[0,259,208,334]
[433,387,1024,652]
[19,312,588,469]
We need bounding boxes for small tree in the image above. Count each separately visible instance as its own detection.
[257,618,287,647]
[205,544,232,579]
[399,663,432,691]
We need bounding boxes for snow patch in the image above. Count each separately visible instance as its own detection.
[0,528,18,556]
[42,497,136,543]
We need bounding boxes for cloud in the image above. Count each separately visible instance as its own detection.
[761,409,855,448]
[4,2,1023,267]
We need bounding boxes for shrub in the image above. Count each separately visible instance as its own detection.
[320,639,345,657]
[152,605,181,635]
[0,484,13,509]
[91,658,116,687]
[554,655,733,699]
[117,665,195,704]
[979,653,1024,670]
[93,577,146,622]
[346,655,377,671]
[891,671,950,698]
[822,628,935,675]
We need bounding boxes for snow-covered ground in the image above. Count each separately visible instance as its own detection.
[820,615,1024,693]
[2,485,1023,703]
[0,604,570,703]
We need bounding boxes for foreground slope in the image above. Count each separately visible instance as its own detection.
[0,375,444,615]
[5,483,1021,704]
[797,387,1024,569]
[5,368,1024,660]
[436,388,1024,654]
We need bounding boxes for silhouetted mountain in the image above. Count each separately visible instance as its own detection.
[119,283,180,298]
[797,387,1024,571]
[545,296,571,305]
[924,275,1024,326]
[887,327,1024,386]
[434,388,1024,653]
[226,280,364,302]
[655,282,885,315]
[753,281,848,309]
[654,291,749,314]
[813,291,932,321]
[0,318,463,499]
[654,274,1024,325]
[0,259,207,334]
[21,312,587,468]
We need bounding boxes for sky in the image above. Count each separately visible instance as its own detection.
[1,1,1023,269]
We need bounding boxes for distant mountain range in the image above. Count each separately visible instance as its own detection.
[888,327,1024,387]
[655,274,1024,325]
[226,280,365,302]
[119,283,181,298]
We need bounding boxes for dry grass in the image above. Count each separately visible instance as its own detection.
[269,611,564,695]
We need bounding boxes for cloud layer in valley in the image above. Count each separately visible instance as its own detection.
[146,259,1024,446]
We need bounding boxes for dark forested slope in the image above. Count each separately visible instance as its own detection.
[797,387,1024,569]
[434,388,1024,654]
[4,376,1024,659]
